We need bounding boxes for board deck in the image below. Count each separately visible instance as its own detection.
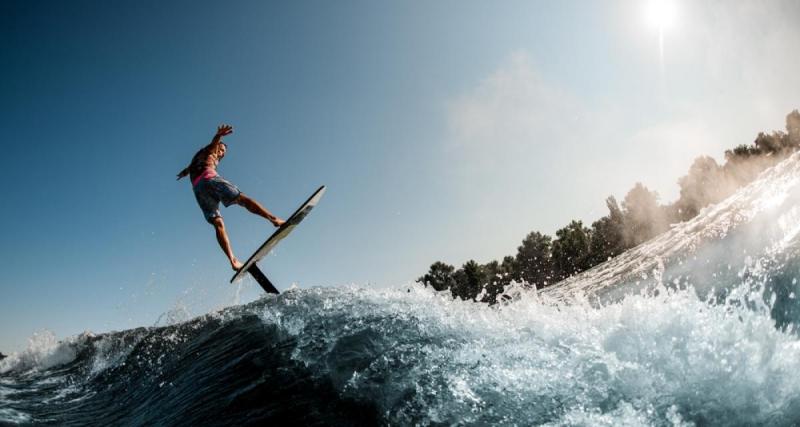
[230,185,326,289]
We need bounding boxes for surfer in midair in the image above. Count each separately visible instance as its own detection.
[177,124,285,271]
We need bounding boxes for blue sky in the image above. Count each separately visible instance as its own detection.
[2,0,799,352]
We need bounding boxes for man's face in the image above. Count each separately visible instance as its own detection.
[218,144,227,158]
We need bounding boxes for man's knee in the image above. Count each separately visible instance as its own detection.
[211,216,225,228]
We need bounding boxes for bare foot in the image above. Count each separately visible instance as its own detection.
[231,258,244,271]
[272,218,286,227]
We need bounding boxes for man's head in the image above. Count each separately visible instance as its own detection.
[217,142,228,159]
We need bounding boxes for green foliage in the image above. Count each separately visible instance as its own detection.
[418,261,456,292]
[419,258,516,303]
[587,197,625,265]
[725,144,759,160]
[514,232,554,288]
[452,260,487,300]
[479,259,513,303]
[551,221,592,280]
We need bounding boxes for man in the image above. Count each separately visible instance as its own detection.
[178,124,285,271]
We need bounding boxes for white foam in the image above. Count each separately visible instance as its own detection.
[253,282,800,424]
[0,330,91,374]
[546,151,800,301]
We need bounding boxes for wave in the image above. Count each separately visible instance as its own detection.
[5,154,800,425]
[2,281,800,426]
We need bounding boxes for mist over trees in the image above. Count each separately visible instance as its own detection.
[419,110,800,303]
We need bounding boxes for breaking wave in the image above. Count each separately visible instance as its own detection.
[5,153,800,426]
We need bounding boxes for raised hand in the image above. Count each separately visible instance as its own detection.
[216,124,233,137]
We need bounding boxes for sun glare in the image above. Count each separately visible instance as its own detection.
[644,0,677,31]
[643,0,678,76]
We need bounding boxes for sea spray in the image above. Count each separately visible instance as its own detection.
[2,280,800,425]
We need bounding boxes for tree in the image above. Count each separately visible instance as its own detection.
[753,131,790,155]
[479,260,511,303]
[674,156,729,220]
[500,256,519,283]
[417,109,800,302]
[588,196,626,265]
[551,220,592,280]
[514,231,555,288]
[787,109,800,146]
[724,144,759,160]
[452,260,487,300]
[622,183,667,246]
[419,261,456,292]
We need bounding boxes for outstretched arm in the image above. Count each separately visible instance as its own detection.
[208,124,233,148]
[176,124,234,180]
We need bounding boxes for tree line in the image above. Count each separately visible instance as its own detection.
[419,110,800,303]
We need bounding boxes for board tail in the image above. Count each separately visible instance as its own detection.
[247,264,279,294]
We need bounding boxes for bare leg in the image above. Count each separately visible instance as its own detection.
[235,193,285,226]
[212,217,243,270]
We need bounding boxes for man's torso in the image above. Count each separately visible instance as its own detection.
[189,146,222,184]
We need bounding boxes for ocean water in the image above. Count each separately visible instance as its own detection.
[4,153,800,426]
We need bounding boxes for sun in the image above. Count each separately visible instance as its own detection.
[644,0,677,32]
[643,0,678,75]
